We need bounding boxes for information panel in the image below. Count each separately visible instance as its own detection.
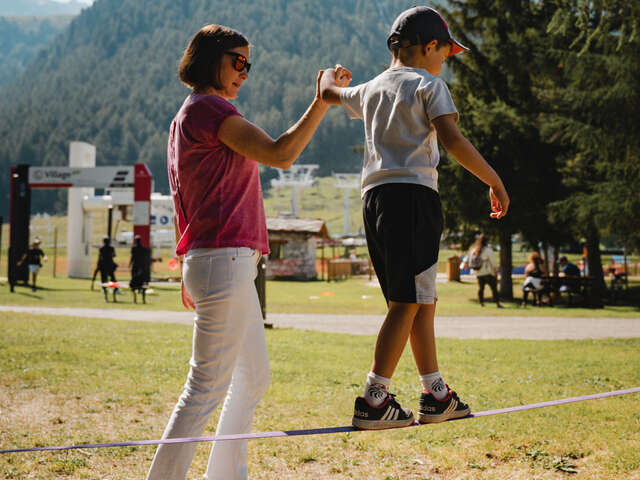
[28,166,135,189]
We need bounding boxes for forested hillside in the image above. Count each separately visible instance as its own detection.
[0,16,72,86]
[0,0,425,214]
[0,0,87,16]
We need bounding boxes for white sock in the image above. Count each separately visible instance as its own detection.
[420,371,448,401]
[364,371,390,407]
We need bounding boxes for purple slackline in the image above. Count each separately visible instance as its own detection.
[2,387,639,454]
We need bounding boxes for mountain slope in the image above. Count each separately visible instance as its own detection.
[0,0,433,214]
[0,0,87,16]
[0,16,72,86]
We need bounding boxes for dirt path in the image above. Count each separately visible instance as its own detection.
[1,305,639,339]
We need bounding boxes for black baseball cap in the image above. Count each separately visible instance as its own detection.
[387,6,469,56]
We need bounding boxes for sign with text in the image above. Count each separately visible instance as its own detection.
[29,166,135,189]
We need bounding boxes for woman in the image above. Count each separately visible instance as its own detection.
[466,234,502,308]
[522,251,547,306]
[146,25,350,480]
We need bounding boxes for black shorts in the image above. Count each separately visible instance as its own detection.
[363,183,442,304]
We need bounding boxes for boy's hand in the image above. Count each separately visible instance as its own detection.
[489,184,510,219]
[334,64,352,87]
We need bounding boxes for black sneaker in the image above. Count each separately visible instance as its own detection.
[418,388,470,424]
[352,394,415,430]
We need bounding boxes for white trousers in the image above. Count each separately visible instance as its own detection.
[147,248,270,480]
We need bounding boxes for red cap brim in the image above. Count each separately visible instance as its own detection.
[449,39,469,56]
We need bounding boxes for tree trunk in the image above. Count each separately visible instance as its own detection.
[585,225,606,307]
[552,246,559,277]
[541,240,550,274]
[498,229,513,300]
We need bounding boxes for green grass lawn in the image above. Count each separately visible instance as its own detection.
[1,274,639,318]
[0,313,638,479]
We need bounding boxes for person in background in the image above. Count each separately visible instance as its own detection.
[558,256,580,277]
[96,236,119,301]
[129,235,150,303]
[17,237,47,292]
[557,255,581,296]
[146,24,350,480]
[522,251,547,306]
[465,234,502,308]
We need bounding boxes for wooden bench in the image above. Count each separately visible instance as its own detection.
[541,275,593,306]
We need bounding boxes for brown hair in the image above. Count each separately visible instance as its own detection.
[528,251,543,265]
[178,24,249,91]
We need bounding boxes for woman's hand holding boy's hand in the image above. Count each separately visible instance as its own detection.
[318,64,352,105]
[334,64,352,87]
[489,183,510,219]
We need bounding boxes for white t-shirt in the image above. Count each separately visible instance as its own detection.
[340,66,458,196]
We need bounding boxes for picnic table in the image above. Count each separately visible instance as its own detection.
[541,275,593,306]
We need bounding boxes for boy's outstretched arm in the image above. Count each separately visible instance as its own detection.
[433,113,510,219]
[320,64,352,105]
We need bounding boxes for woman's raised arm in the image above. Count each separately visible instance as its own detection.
[218,67,350,169]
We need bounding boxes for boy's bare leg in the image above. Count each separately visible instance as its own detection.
[353,300,418,429]
[371,301,420,378]
[409,302,438,374]
[409,302,471,423]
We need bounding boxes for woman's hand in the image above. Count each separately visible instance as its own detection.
[181,276,195,310]
[315,69,325,102]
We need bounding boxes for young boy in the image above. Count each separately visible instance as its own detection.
[17,237,47,292]
[321,6,510,429]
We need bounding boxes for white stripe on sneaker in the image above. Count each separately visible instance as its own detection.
[382,406,400,421]
[381,406,391,421]
[444,399,458,416]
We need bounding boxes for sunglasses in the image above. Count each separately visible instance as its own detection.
[224,51,251,73]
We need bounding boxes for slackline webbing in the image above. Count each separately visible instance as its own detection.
[1,387,638,454]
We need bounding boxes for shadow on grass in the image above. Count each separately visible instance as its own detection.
[13,291,42,299]
[16,285,90,293]
[607,284,640,310]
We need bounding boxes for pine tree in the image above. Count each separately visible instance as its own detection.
[543,0,640,303]
[439,0,563,299]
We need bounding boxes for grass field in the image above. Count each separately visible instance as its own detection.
[1,274,639,318]
[0,313,639,479]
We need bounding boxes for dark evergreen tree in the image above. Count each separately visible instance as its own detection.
[438,0,564,299]
[543,0,640,303]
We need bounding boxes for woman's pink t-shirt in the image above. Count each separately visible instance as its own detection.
[168,93,269,256]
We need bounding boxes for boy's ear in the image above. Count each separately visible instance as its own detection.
[422,40,438,56]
